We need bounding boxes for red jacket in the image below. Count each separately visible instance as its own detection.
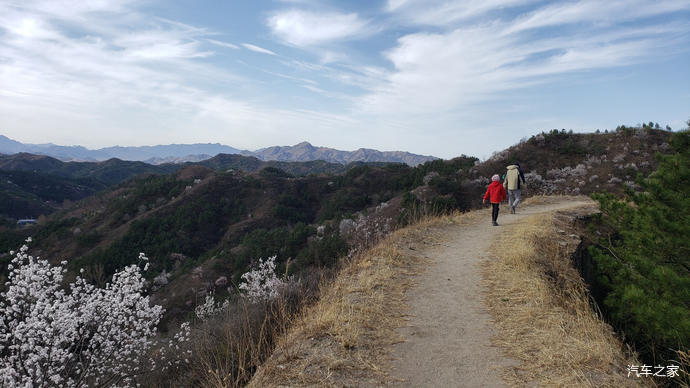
[483,181,507,204]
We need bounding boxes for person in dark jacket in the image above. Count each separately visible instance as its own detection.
[503,162,526,214]
[483,174,507,226]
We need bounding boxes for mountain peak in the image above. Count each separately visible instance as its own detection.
[0,135,438,166]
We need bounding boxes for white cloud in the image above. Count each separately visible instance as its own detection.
[507,0,690,33]
[359,1,690,117]
[267,10,370,46]
[0,0,687,158]
[207,39,239,49]
[386,0,539,25]
[0,0,347,150]
[241,43,278,56]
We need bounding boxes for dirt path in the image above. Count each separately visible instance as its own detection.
[389,198,594,387]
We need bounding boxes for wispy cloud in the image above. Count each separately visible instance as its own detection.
[0,0,342,149]
[207,39,239,49]
[385,0,539,25]
[241,43,277,56]
[0,0,687,158]
[358,0,690,118]
[267,9,370,46]
[507,0,690,33]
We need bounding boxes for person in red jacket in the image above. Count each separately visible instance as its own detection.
[483,174,507,226]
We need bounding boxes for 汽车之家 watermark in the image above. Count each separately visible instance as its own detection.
[627,364,679,378]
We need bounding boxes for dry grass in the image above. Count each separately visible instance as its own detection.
[247,212,467,387]
[677,350,690,388]
[247,196,650,387]
[483,207,646,387]
[142,292,300,388]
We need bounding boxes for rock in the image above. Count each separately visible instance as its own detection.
[339,218,355,236]
[316,225,326,236]
[411,185,433,203]
[572,164,587,176]
[153,271,169,286]
[215,276,228,287]
[170,253,188,261]
[423,171,440,185]
[376,202,390,212]
[612,153,625,163]
[72,227,82,235]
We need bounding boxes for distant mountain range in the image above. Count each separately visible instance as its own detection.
[0,151,378,219]
[0,135,438,166]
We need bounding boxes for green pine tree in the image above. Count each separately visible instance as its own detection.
[590,128,689,365]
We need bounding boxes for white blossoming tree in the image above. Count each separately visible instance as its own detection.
[194,294,229,320]
[0,240,184,387]
[238,256,284,303]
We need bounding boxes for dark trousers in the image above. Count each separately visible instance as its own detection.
[492,203,500,222]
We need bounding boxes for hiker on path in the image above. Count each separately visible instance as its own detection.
[503,162,526,214]
[483,174,507,226]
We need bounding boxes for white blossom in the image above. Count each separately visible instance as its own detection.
[238,256,284,303]
[0,245,189,387]
[194,294,229,320]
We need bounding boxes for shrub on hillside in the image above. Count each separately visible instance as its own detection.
[0,242,190,387]
[589,129,689,365]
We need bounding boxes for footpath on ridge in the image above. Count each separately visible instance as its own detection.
[389,198,595,387]
[249,197,601,387]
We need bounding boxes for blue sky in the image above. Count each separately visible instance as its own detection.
[0,0,688,159]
